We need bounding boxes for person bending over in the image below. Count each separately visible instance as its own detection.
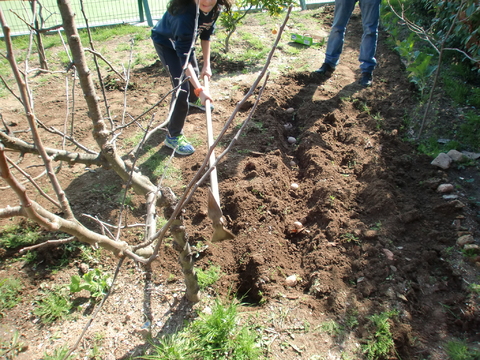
[152,0,231,155]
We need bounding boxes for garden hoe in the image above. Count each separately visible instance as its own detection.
[204,76,234,242]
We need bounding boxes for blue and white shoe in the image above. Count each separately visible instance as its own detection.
[165,134,195,155]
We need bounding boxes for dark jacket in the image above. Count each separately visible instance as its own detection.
[151,3,218,63]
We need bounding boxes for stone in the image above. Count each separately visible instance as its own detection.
[383,248,394,261]
[437,184,454,193]
[285,274,298,287]
[447,149,466,162]
[457,235,474,247]
[79,263,89,274]
[431,153,452,169]
[462,151,480,160]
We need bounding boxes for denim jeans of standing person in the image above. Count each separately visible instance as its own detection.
[324,0,381,73]
[153,42,199,137]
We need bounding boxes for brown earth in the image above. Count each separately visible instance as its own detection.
[1,5,480,360]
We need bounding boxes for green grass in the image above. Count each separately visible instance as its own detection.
[442,74,471,105]
[141,298,264,360]
[0,221,42,249]
[42,345,75,360]
[141,148,183,181]
[446,339,480,360]
[196,265,223,290]
[0,23,152,96]
[33,286,72,324]
[0,278,22,314]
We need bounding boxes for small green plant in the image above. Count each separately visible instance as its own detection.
[251,188,264,198]
[406,51,437,97]
[196,265,223,290]
[370,221,382,231]
[42,344,75,360]
[79,244,102,265]
[321,320,343,336]
[341,233,360,243]
[33,285,72,324]
[345,311,359,329]
[0,330,26,358]
[0,277,22,314]
[70,268,112,300]
[89,332,105,359]
[469,283,480,295]
[372,112,383,129]
[446,339,480,360]
[141,298,263,359]
[362,310,398,360]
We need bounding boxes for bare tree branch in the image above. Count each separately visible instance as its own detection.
[19,236,76,253]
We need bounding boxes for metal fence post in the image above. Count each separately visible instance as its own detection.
[300,0,307,10]
[138,0,154,26]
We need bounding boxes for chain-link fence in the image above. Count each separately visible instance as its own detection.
[0,0,168,37]
[0,0,334,37]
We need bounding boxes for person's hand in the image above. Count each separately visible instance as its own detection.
[201,66,212,80]
[199,88,213,105]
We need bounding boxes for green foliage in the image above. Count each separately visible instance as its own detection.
[385,0,480,63]
[417,137,460,157]
[0,278,22,315]
[70,268,112,300]
[458,110,480,151]
[141,299,263,360]
[469,283,480,295]
[443,74,471,105]
[446,339,480,360]
[406,51,437,96]
[196,265,223,290]
[33,286,72,324]
[219,0,297,53]
[362,310,398,360]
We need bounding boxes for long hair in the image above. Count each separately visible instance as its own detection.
[168,0,232,15]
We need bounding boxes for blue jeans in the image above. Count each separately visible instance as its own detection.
[324,0,381,73]
[153,42,199,137]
